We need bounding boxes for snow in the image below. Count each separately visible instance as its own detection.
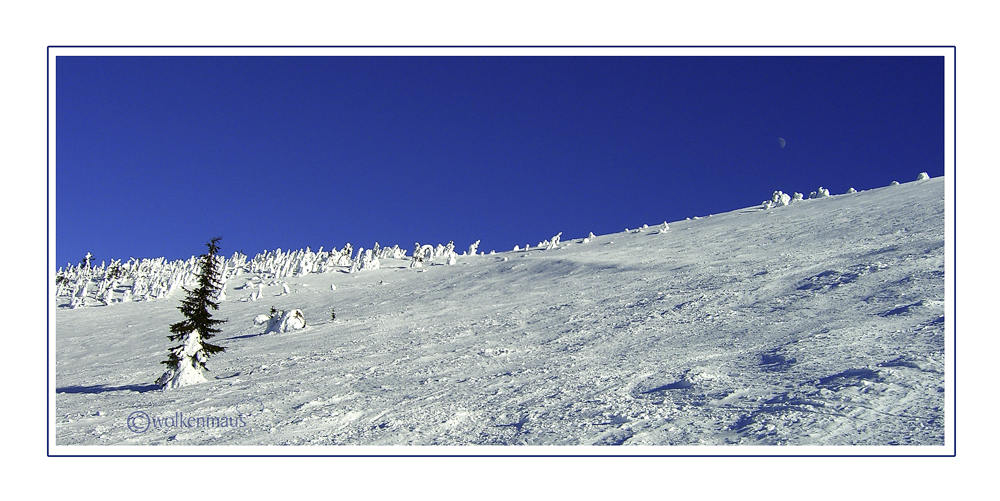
[53,176,947,450]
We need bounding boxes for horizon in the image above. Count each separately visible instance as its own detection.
[55,54,944,267]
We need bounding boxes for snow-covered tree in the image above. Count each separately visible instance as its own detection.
[468,240,480,256]
[422,244,437,261]
[155,329,209,389]
[358,247,380,270]
[444,241,457,265]
[545,232,562,250]
[410,243,424,268]
[157,237,227,389]
[336,244,354,267]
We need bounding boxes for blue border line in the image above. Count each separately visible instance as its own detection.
[952,46,957,457]
[47,45,51,457]
[47,45,957,458]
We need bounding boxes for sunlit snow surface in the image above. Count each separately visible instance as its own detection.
[55,178,945,446]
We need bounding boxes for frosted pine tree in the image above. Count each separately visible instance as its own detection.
[336,243,354,267]
[155,329,209,389]
[545,232,562,250]
[410,243,424,268]
[157,237,227,389]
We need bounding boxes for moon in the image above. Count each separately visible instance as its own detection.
[778,137,786,148]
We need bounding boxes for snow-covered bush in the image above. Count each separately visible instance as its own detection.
[890,181,899,186]
[846,187,857,194]
[809,187,830,199]
[537,232,562,250]
[657,222,670,233]
[763,191,792,209]
[793,192,803,201]
[262,308,307,334]
[917,172,930,181]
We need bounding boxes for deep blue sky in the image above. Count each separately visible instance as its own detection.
[56,56,944,267]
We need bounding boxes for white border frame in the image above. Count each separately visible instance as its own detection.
[48,45,956,457]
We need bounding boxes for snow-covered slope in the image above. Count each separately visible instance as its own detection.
[53,177,947,449]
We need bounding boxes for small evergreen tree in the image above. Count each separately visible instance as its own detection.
[157,237,227,389]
